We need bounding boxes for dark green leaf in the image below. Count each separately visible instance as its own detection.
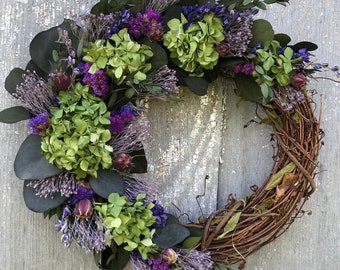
[4,68,25,96]
[234,73,262,103]
[153,223,190,249]
[91,0,111,15]
[274,33,291,47]
[217,56,247,68]
[249,19,275,47]
[162,5,183,32]
[26,60,48,80]
[141,38,168,71]
[0,106,30,123]
[95,245,130,270]
[29,20,79,75]
[181,227,203,249]
[23,180,67,212]
[291,41,318,52]
[183,77,209,96]
[14,134,63,180]
[131,148,148,174]
[89,170,125,199]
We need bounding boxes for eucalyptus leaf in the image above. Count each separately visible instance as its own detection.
[4,68,25,95]
[265,162,296,190]
[130,149,147,174]
[14,134,62,180]
[153,223,190,249]
[141,38,168,71]
[89,170,125,199]
[249,19,274,47]
[95,245,130,270]
[23,180,67,212]
[291,41,318,52]
[274,33,291,47]
[183,77,209,96]
[234,73,262,103]
[0,106,30,124]
[29,20,79,75]
[25,60,49,80]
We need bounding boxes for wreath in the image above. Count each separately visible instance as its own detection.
[1,0,335,269]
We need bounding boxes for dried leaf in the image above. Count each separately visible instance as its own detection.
[217,212,241,239]
[265,162,295,190]
[275,172,299,200]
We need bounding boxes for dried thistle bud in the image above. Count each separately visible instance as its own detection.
[113,153,132,171]
[291,73,307,88]
[74,199,93,219]
[216,42,231,57]
[52,70,71,90]
[162,248,178,264]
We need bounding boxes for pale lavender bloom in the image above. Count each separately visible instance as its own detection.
[153,65,179,94]
[71,213,106,253]
[273,86,305,111]
[109,116,151,154]
[130,254,150,270]
[14,71,54,115]
[175,248,214,270]
[57,28,75,66]
[124,175,159,203]
[27,171,77,198]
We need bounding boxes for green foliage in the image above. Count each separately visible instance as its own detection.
[249,19,274,47]
[163,12,225,77]
[89,170,125,199]
[95,193,157,259]
[4,68,25,95]
[265,162,295,190]
[83,28,153,86]
[253,40,303,103]
[220,0,289,10]
[41,83,113,179]
[217,212,242,239]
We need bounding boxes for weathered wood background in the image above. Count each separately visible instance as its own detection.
[0,1,339,269]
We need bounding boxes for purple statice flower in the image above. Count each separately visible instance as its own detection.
[151,202,168,228]
[109,104,137,133]
[14,71,54,115]
[175,248,214,270]
[67,183,95,206]
[109,116,151,154]
[293,48,311,62]
[233,63,254,75]
[71,213,106,253]
[28,112,50,136]
[27,171,77,198]
[126,9,163,41]
[182,2,212,28]
[124,175,159,203]
[153,65,179,94]
[130,254,151,270]
[82,63,109,96]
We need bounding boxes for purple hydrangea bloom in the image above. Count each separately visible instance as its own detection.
[28,112,50,135]
[151,202,168,228]
[82,63,109,96]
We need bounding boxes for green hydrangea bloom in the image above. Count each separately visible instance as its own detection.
[163,13,224,77]
[83,28,153,84]
[41,83,113,179]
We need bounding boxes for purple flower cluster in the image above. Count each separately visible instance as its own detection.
[182,2,226,28]
[148,258,170,270]
[109,104,137,133]
[274,86,305,111]
[106,8,163,41]
[82,63,109,96]
[233,63,255,75]
[293,48,311,62]
[28,112,50,136]
[67,183,95,206]
[151,202,168,228]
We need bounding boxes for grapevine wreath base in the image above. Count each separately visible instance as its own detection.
[187,96,323,266]
[0,0,330,269]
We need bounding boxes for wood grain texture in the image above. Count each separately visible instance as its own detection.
[0,1,339,270]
